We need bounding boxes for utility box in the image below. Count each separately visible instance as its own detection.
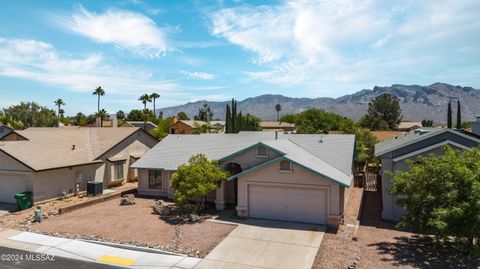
[87,181,103,196]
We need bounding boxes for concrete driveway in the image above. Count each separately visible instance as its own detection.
[0,203,17,217]
[195,219,326,269]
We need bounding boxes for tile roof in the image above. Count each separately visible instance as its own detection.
[398,122,422,130]
[0,127,141,171]
[132,132,355,184]
[177,120,207,128]
[371,131,405,142]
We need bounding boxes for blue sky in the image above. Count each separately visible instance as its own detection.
[0,0,479,115]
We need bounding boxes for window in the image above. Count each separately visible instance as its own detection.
[113,161,124,179]
[149,170,163,189]
[279,160,292,171]
[256,146,268,157]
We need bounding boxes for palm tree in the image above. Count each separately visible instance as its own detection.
[93,86,105,127]
[150,93,160,117]
[275,104,282,122]
[139,94,152,130]
[54,98,66,127]
[96,109,108,127]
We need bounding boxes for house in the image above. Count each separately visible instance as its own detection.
[121,121,158,132]
[375,116,480,221]
[0,127,158,204]
[209,121,225,132]
[371,131,405,142]
[132,132,355,226]
[259,121,296,132]
[398,121,422,132]
[0,124,13,140]
[169,117,208,134]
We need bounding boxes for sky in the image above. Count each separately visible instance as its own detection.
[0,0,479,115]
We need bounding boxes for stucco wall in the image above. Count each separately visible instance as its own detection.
[32,164,100,202]
[236,161,342,225]
[170,122,195,134]
[137,169,174,199]
[223,145,283,170]
[0,150,32,172]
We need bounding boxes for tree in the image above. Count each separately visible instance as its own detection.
[447,101,452,129]
[389,146,480,248]
[116,110,125,120]
[127,109,144,121]
[456,100,462,129]
[195,103,213,122]
[93,87,105,126]
[176,111,190,120]
[281,108,354,134]
[150,93,160,117]
[275,104,281,121]
[171,154,228,208]
[2,102,56,128]
[139,94,152,130]
[225,104,231,133]
[54,98,66,127]
[150,117,173,139]
[361,93,402,130]
[421,119,434,127]
[96,109,108,127]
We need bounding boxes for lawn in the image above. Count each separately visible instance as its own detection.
[29,196,236,257]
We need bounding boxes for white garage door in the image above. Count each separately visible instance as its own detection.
[248,184,327,224]
[0,174,28,203]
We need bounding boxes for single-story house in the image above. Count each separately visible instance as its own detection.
[132,132,355,226]
[209,121,225,132]
[259,121,296,132]
[169,117,208,134]
[375,117,480,221]
[398,121,423,132]
[0,127,158,204]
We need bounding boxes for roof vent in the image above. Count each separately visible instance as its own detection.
[319,135,324,143]
[72,145,76,150]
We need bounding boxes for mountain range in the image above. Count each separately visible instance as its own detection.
[158,83,480,123]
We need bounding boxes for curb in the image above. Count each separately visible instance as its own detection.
[80,239,187,257]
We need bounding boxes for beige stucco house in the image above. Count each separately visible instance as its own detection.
[0,127,158,203]
[132,132,355,226]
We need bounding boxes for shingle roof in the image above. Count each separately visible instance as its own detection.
[132,132,355,183]
[260,121,295,128]
[178,120,207,128]
[0,127,141,171]
[398,122,422,130]
[374,128,480,156]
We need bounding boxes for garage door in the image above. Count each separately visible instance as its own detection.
[0,174,27,203]
[248,184,327,224]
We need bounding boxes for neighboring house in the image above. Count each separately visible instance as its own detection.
[260,121,296,132]
[169,117,208,134]
[0,124,13,140]
[0,127,158,204]
[398,121,422,132]
[121,121,158,132]
[209,121,225,132]
[375,117,480,221]
[132,132,355,226]
[371,131,405,142]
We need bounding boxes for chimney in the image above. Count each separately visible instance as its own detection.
[471,115,480,136]
[172,116,178,124]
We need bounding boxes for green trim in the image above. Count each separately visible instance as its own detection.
[227,156,286,180]
[219,142,285,163]
[228,155,351,188]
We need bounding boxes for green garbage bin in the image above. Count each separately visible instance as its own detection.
[15,191,32,210]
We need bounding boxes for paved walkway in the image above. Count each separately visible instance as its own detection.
[196,219,326,269]
[0,229,201,269]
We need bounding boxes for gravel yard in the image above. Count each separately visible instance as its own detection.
[29,196,235,257]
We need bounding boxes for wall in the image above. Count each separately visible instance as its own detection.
[223,145,283,171]
[32,164,100,202]
[235,161,342,226]
[137,169,174,199]
[0,150,32,172]
[170,122,194,134]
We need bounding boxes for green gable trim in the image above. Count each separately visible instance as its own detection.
[219,142,286,163]
[228,155,350,188]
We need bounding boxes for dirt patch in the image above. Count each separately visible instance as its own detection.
[29,197,235,257]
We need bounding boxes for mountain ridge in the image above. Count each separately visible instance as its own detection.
[157,83,480,122]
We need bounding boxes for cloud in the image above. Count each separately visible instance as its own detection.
[57,4,174,58]
[0,37,179,94]
[209,0,480,94]
[181,70,216,80]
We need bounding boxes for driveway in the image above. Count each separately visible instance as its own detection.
[0,203,17,217]
[195,219,326,269]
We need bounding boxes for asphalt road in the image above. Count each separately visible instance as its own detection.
[0,246,120,269]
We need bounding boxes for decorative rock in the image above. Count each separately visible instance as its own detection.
[189,213,200,222]
[120,194,136,205]
[153,200,171,215]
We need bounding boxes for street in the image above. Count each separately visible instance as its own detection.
[0,246,120,269]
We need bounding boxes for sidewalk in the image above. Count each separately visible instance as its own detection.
[0,229,201,269]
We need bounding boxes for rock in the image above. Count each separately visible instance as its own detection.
[120,194,136,205]
[153,200,171,215]
[189,213,200,222]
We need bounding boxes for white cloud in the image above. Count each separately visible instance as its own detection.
[0,37,179,94]
[181,70,216,80]
[57,4,174,58]
[209,0,480,93]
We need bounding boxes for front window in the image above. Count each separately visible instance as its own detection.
[279,160,292,171]
[113,161,124,179]
[149,170,163,189]
[256,146,268,157]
